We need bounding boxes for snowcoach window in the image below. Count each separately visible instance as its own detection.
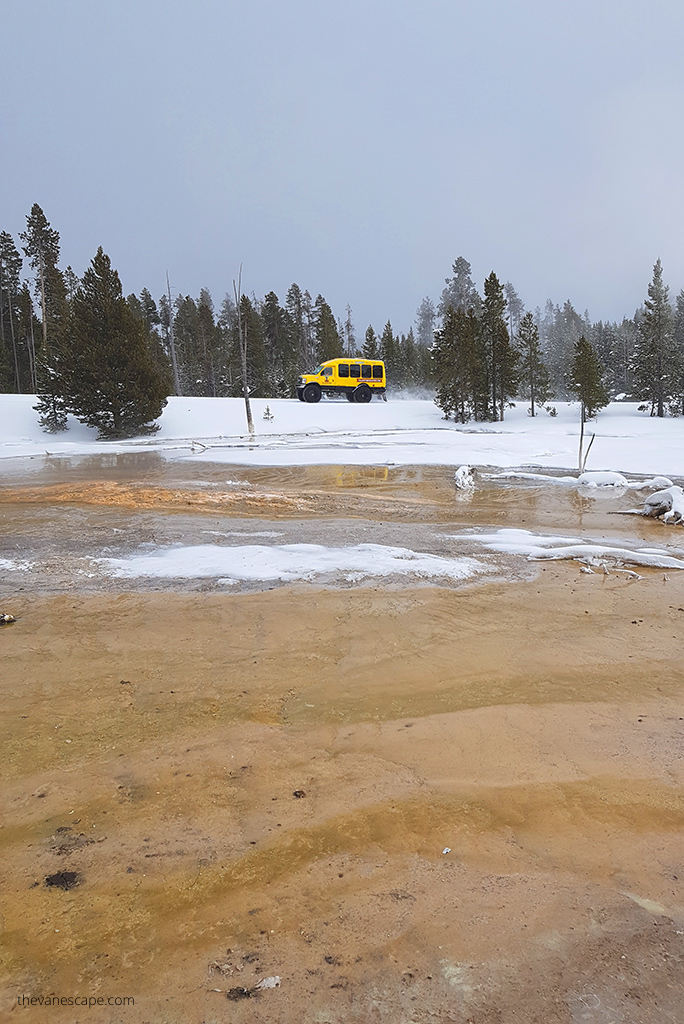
[322,366,333,377]
[361,364,372,378]
[338,363,350,377]
[349,364,360,378]
[372,364,383,379]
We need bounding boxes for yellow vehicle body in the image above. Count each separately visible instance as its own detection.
[296,358,387,403]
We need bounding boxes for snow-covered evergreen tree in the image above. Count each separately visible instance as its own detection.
[570,335,609,421]
[517,312,550,416]
[432,306,484,422]
[632,258,676,417]
[61,248,171,438]
[362,325,379,359]
[482,272,518,420]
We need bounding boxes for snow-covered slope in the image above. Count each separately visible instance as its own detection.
[0,394,681,477]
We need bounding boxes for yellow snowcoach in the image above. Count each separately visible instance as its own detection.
[296,358,387,403]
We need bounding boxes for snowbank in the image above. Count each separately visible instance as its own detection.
[0,394,682,477]
[459,528,684,571]
[98,543,485,585]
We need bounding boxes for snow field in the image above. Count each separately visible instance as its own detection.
[1,394,683,477]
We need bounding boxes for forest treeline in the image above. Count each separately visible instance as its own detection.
[1,205,684,435]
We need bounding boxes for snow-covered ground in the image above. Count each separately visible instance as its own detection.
[4,394,684,584]
[0,394,682,478]
[98,543,486,586]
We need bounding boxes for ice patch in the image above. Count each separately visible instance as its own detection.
[483,470,674,491]
[201,530,283,538]
[481,471,578,484]
[0,557,33,572]
[98,543,485,584]
[458,528,684,571]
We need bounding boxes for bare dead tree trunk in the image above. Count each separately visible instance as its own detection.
[38,253,48,357]
[28,314,37,392]
[233,267,254,435]
[578,402,596,472]
[0,266,21,392]
[166,272,182,396]
[7,293,20,393]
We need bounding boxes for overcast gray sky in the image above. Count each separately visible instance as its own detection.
[3,0,684,334]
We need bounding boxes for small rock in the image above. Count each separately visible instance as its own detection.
[45,871,81,891]
[226,987,254,1001]
[255,976,281,990]
[0,613,16,625]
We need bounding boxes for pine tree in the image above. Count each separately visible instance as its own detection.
[302,290,315,365]
[401,328,419,387]
[139,288,160,332]
[570,335,609,421]
[0,231,24,392]
[173,295,201,395]
[19,204,66,361]
[285,283,308,367]
[632,258,676,417]
[16,284,40,396]
[673,290,684,413]
[313,295,341,362]
[503,281,525,341]
[216,293,238,394]
[432,306,483,422]
[362,325,379,359]
[233,295,268,397]
[415,297,436,347]
[539,299,588,399]
[343,304,356,356]
[61,248,170,438]
[380,320,398,382]
[261,290,295,396]
[517,312,550,416]
[21,205,69,427]
[438,257,481,318]
[482,272,518,420]
[197,288,221,396]
[63,266,81,302]
[590,318,636,398]
[127,288,169,389]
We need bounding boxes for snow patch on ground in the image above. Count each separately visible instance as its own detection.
[458,528,684,571]
[482,470,674,491]
[0,558,33,572]
[1,394,683,477]
[577,471,630,487]
[98,543,486,585]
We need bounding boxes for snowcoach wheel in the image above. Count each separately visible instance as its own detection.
[303,383,322,404]
[297,390,305,402]
[346,391,355,402]
[354,386,372,404]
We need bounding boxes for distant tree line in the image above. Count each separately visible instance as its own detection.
[2,206,683,435]
[426,255,684,422]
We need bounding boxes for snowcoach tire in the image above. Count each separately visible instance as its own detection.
[303,384,322,404]
[354,386,372,404]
